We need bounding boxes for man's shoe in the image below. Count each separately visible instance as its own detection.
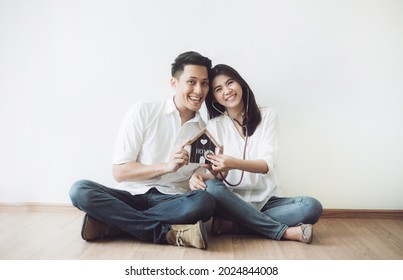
[166,220,208,249]
[299,223,313,244]
[211,216,235,235]
[81,214,121,241]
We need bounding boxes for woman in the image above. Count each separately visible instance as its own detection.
[189,64,323,243]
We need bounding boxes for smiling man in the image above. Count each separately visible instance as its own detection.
[69,51,215,250]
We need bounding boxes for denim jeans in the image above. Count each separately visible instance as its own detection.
[205,179,323,240]
[69,179,215,244]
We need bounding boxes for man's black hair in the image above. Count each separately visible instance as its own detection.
[171,51,212,78]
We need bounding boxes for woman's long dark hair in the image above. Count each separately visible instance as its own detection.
[206,64,262,136]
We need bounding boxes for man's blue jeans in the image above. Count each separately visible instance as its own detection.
[205,179,323,240]
[69,179,215,244]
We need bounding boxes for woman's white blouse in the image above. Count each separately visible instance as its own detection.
[206,106,281,210]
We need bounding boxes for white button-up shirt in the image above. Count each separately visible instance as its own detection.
[112,97,205,195]
[206,106,281,210]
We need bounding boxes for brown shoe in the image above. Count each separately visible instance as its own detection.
[166,220,208,249]
[81,214,121,241]
[211,216,235,235]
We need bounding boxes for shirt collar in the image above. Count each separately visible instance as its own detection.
[218,113,234,124]
[163,97,203,123]
[162,97,177,115]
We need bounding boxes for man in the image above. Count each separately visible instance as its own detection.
[69,51,215,249]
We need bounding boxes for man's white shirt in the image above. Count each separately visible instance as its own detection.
[112,97,205,195]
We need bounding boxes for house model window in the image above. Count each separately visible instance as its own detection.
[185,128,221,164]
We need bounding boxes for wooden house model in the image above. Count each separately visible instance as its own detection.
[186,128,221,164]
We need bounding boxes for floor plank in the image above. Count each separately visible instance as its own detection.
[1,207,402,260]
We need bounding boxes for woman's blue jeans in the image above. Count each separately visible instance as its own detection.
[69,179,215,244]
[205,179,323,240]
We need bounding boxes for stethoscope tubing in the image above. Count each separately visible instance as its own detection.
[213,88,250,187]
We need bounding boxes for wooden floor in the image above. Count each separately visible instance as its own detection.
[1,205,402,260]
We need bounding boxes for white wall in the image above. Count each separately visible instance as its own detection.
[0,0,402,209]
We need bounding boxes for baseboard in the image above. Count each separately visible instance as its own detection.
[322,208,403,219]
[0,202,78,212]
[1,203,402,219]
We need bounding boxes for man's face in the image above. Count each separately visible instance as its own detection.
[171,64,209,113]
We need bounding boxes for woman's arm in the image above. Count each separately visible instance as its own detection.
[207,154,269,174]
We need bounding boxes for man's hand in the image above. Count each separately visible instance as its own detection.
[165,146,189,173]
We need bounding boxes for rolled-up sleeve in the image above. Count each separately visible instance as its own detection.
[259,109,280,174]
[112,104,145,165]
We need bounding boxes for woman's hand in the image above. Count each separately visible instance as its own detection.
[189,173,207,190]
[207,154,238,172]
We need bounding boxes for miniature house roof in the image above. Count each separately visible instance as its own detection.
[187,128,221,164]
[187,128,220,147]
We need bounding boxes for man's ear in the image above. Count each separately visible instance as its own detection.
[170,77,177,89]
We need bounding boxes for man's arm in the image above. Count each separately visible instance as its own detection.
[112,146,189,183]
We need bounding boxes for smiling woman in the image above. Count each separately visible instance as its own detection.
[190,64,323,244]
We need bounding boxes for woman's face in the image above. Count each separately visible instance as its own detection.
[211,74,243,110]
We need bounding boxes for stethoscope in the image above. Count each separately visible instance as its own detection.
[211,88,250,187]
